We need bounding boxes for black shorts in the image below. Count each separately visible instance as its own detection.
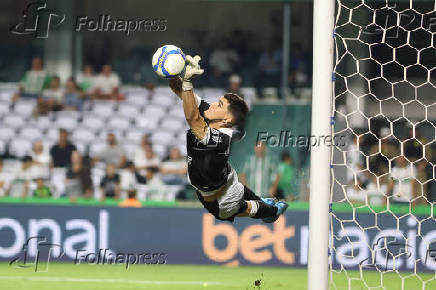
[196,185,260,222]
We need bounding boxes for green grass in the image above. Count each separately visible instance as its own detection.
[0,263,435,290]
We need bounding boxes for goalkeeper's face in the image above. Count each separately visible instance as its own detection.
[204,96,233,125]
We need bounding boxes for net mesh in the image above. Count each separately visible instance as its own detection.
[330,0,436,288]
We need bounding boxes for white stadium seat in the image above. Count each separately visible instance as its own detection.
[35,116,52,130]
[55,116,78,131]
[168,106,185,120]
[0,140,5,154]
[46,128,60,142]
[97,129,124,142]
[135,116,159,131]
[18,126,43,141]
[88,141,107,158]
[123,143,139,160]
[149,93,175,107]
[143,105,166,120]
[0,127,15,142]
[153,86,172,95]
[126,94,149,108]
[13,100,36,118]
[82,114,105,131]
[125,129,144,144]
[55,110,81,121]
[0,101,10,117]
[74,141,88,155]
[160,118,185,133]
[91,101,116,118]
[107,115,131,130]
[9,138,32,157]
[151,131,175,147]
[117,103,140,118]
[71,127,96,144]
[3,115,26,129]
[152,143,167,159]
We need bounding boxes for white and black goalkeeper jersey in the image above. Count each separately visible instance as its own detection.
[186,95,244,193]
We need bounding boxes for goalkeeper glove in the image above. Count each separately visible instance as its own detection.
[179,55,204,91]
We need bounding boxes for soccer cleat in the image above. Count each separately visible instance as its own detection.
[261,197,276,206]
[262,201,289,223]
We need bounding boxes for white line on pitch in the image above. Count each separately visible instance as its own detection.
[0,276,228,286]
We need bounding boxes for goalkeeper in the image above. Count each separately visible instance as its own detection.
[168,55,288,223]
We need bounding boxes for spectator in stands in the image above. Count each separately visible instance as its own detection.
[209,41,240,87]
[388,156,418,206]
[100,163,121,201]
[269,151,296,201]
[145,167,165,195]
[288,44,309,90]
[134,143,161,176]
[254,46,282,98]
[13,56,50,101]
[228,74,244,99]
[33,178,52,198]
[63,77,85,111]
[120,161,146,191]
[239,141,276,198]
[95,133,127,168]
[160,147,187,185]
[65,151,93,202]
[50,128,77,168]
[31,140,50,179]
[119,189,141,208]
[0,158,9,196]
[36,76,63,116]
[92,64,121,100]
[8,156,35,198]
[77,64,95,96]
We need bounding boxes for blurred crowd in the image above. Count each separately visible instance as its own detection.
[0,128,188,205]
[346,125,436,207]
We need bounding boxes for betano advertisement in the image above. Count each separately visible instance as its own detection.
[0,204,435,272]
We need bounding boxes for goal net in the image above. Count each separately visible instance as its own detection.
[330,0,436,289]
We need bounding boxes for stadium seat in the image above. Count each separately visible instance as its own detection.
[125,129,144,144]
[150,93,175,107]
[46,127,60,142]
[151,143,167,158]
[143,105,166,120]
[123,143,139,160]
[9,138,32,157]
[18,126,43,141]
[35,116,52,130]
[0,101,10,118]
[117,103,140,118]
[55,115,78,131]
[168,106,185,120]
[0,140,5,155]
[88,141,107,158]
[71,127,96,144]
[178,144,187,157]
[0,127,15,142]
[3,114,26,129]
[153,86,172,95]
[160,118,185,133]
[91,101,116,118]
[107,115,131,130]
[135,116,159,131]
[125,94,149,108]
[202,88,226,100]
[74,141,88,155]
[13,100,36,118]
[81,114,105,131]
[55,110,81,121]
[151,131,175,147]
[97,129,124,141]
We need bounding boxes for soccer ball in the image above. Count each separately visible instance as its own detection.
[152,45,186,78]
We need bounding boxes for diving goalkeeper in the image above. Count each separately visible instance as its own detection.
[168,55,288,223]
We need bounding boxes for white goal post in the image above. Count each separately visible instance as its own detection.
[308,0,335,289]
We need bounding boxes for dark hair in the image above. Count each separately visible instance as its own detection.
[22,155,33,162]
[223,93,248,126]
[127,189,136,199]
[281,151,291,161]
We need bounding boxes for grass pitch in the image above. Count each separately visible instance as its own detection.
[0,263,435,290]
